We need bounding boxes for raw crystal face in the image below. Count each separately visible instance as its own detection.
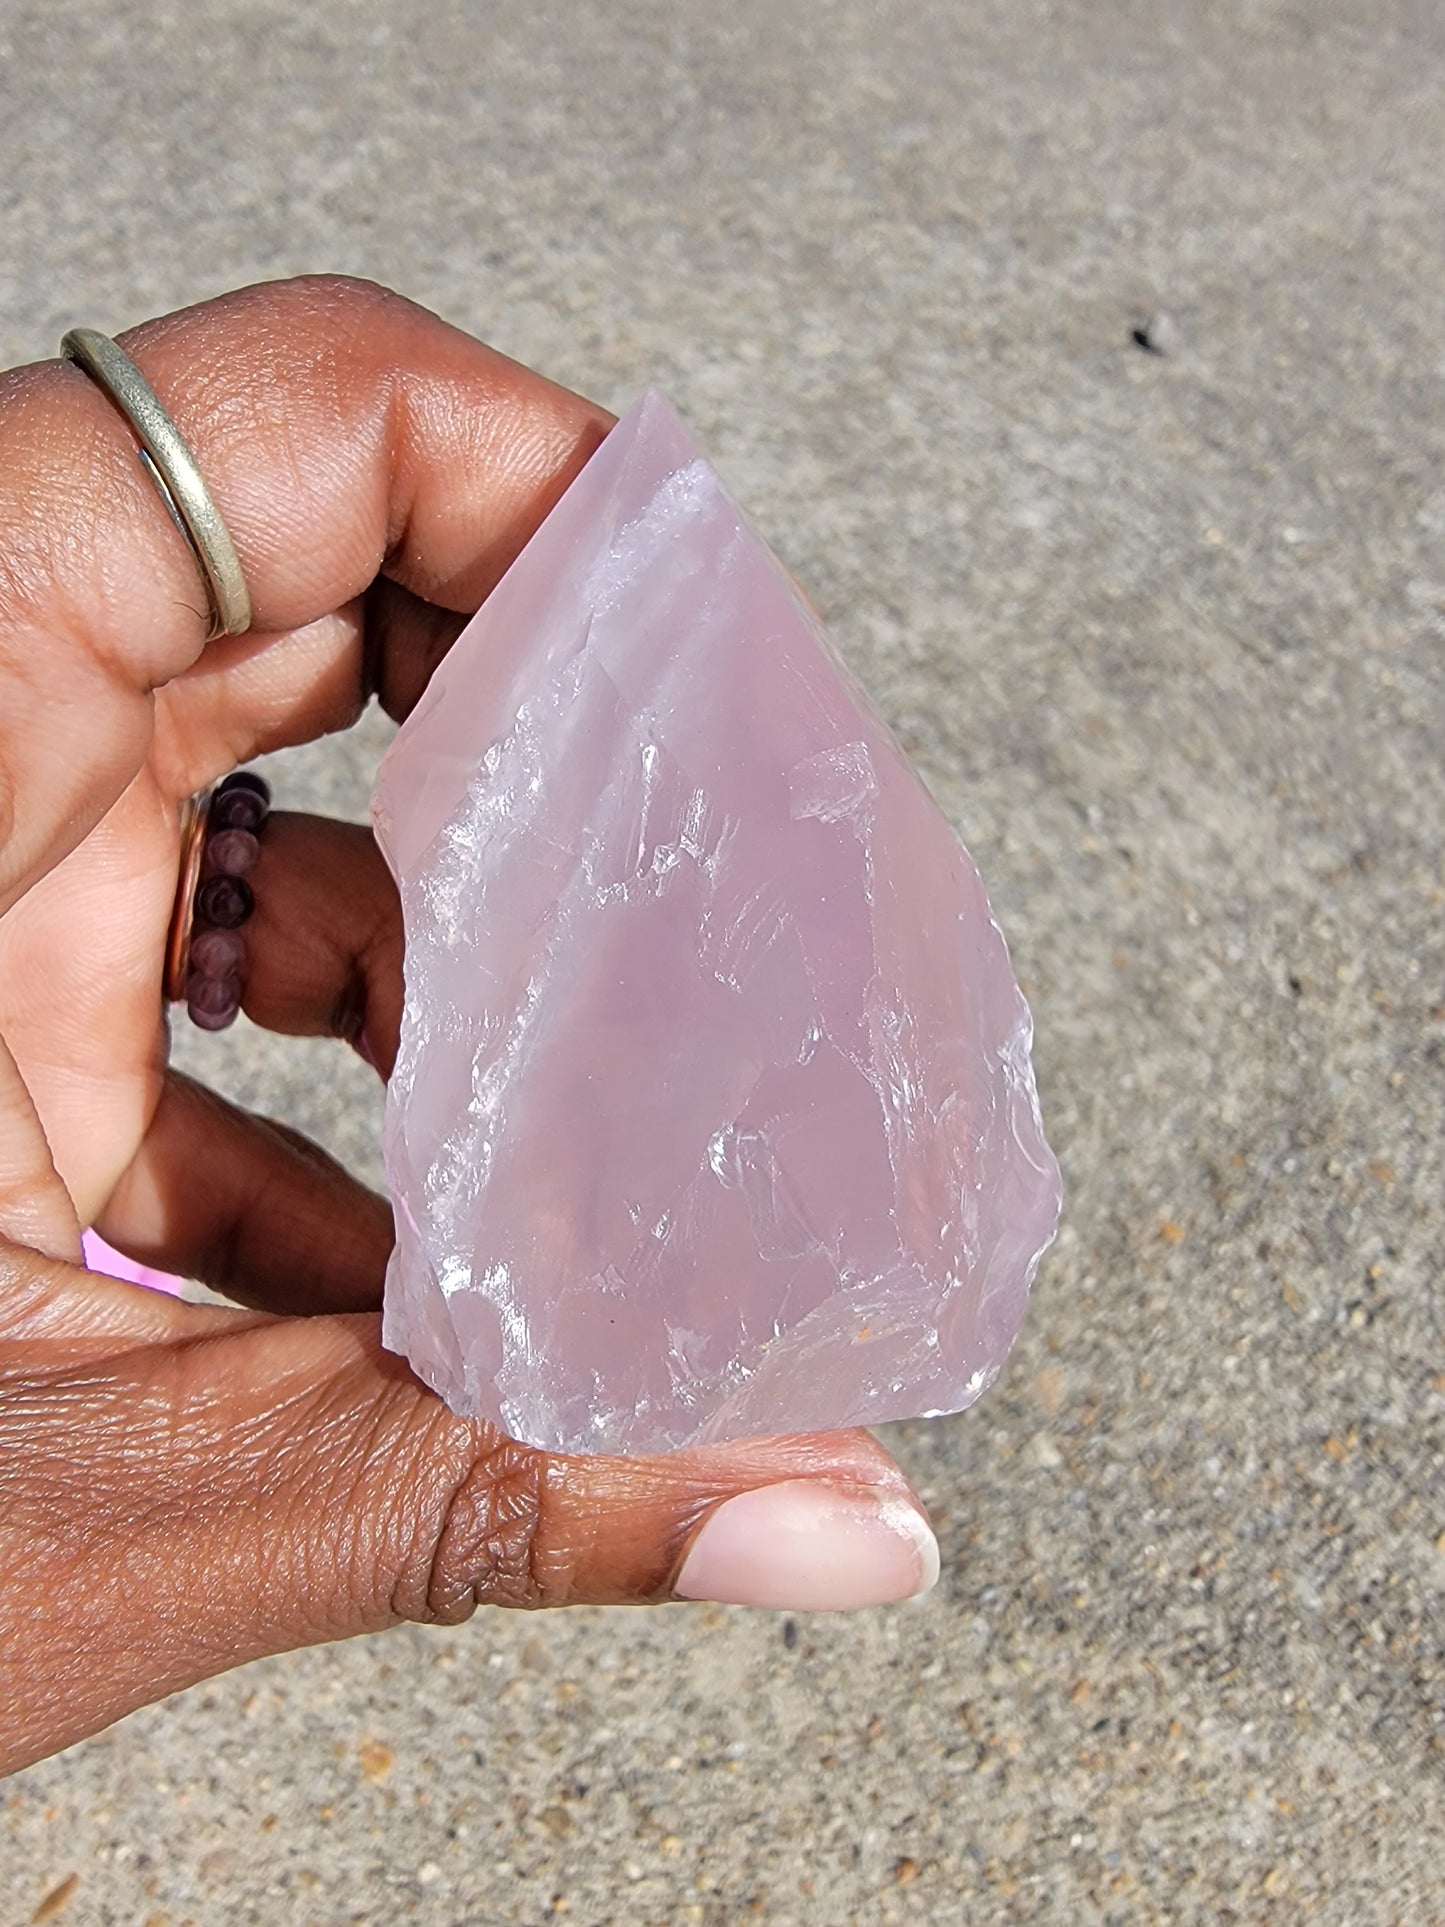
[373,391,1061,1455]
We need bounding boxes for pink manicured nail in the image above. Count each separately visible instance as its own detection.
[673,1480,940,1611]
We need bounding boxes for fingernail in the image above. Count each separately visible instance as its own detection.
[674,1480,940,1611]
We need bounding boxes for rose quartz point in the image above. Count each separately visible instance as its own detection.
[373,390,1062,1455]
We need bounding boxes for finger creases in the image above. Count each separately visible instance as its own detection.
[0,1025,81,1262]
[0,1287,923,1773]
[209,1320,926,1626]
[0,274,613,909]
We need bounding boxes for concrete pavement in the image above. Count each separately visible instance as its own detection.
[2,2,1441,1920]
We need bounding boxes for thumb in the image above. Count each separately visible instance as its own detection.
[0,1279,937,1773]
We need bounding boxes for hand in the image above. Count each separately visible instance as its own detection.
[0,278,937,1777]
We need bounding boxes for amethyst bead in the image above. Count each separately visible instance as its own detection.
[217,770,271,803]
[189,927,247,979]
[186,971,241,1030]
[205,828,261,877]
[185,771,268,1029]
[188,1001,239,1032]
[196,874,254,929]
[211,787,268,833]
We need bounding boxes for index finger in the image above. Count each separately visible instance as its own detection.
[0,275,613,911]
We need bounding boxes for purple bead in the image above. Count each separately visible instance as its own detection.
[196,874,254,929]
[210,787,268,833]
[205,828,261,877]
[186,972,241,1030]
[188,1000,239,1032]
[217,770,271,803]
[189,927,247,979]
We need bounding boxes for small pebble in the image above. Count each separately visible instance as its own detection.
[1131,309,1178,355]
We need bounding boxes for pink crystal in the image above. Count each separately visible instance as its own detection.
[372,391,1061,1455]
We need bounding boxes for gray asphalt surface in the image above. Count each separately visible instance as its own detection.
[2,2,1442,1922]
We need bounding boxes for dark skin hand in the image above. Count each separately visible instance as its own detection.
[0,278,936,1777]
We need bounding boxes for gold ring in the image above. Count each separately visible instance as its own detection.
[61,327,252,641]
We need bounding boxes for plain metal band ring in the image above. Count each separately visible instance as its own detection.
[61,326,252,640]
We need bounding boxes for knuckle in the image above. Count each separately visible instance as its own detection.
[419,1433,566,1621]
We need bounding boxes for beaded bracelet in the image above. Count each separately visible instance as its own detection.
[179,770,271,1030]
